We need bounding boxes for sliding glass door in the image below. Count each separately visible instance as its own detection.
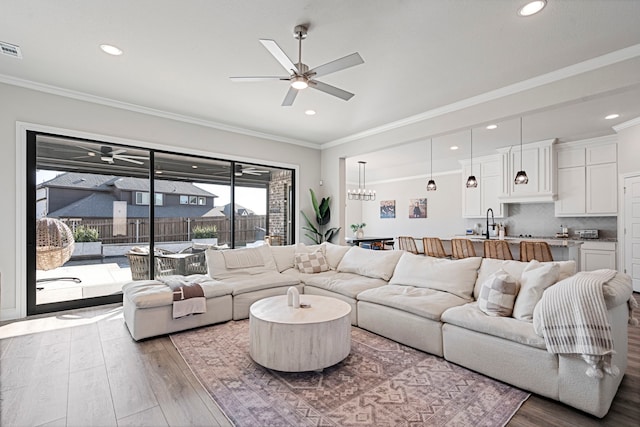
[27,131,295,315]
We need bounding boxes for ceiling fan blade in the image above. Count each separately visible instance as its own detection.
[308,52,364,79]
[230,76,290,82]
[119,155,149,160]
[281,86,298,106]
[259,39,299,74]
[111,149,127,156]
[243,171,263,176]
[115,156,144,165]
[309,80,355,101]
[79,145,103,155]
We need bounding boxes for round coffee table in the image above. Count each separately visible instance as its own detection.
[249,294,352,372]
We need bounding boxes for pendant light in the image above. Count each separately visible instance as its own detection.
[466,129,478,188]
[347,161,376,201]
[427,138,437,191]
[514,117,529,185]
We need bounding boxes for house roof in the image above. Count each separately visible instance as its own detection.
[40,172,216,197]
[48,192,227,218]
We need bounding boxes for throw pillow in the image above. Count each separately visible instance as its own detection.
[512,260,560,321]
[295,251,329,274]
[477,269,519,317]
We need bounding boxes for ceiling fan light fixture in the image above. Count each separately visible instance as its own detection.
[291,76,308,90]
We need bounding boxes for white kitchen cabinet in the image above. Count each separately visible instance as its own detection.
[555,136,617,217]
[498,139,556,203]
[580,241,616,271]
[460,154,506,218]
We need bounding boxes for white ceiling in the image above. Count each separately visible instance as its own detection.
[1,0,640,178]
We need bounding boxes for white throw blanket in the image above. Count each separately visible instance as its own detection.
[160,276,207,319]
[535,269,618,379]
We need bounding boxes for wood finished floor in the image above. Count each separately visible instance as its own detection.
[0,294,638,427]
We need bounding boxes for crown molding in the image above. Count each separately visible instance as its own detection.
[322,44,640,150]
[0,74,320,150]
[613,116,640,132]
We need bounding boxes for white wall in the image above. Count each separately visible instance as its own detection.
[345,172,464,240]
[0,82,321,319]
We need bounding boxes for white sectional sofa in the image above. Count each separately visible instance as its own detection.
[121,241,635,418]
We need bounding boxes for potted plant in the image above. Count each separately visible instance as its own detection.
[192,225,218,245]
[350,223,366,238]
[301,189,341,244]
[72,225,103,258]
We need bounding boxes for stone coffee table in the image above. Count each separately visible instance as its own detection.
[249,294,352,372]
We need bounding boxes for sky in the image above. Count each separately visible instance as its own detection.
[37,170,267,215]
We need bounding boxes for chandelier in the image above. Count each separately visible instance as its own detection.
[348,161,376,201]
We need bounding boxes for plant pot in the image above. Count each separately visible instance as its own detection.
[192,238,218,246]
[72,241,103,258]
[356,229,364,239]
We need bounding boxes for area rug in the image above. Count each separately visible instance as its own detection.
[170,320,529,426]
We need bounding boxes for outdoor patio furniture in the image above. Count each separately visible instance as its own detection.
[35,218,81,286]
[126,248,180,280]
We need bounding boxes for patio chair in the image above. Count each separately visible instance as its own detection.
[179,246,209,275]
[126,247,180,280]
[35,218,81,286]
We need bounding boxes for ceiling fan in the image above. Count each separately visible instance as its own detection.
[234,164,269,176]
[230,25,364,106]
[81,146,149,165]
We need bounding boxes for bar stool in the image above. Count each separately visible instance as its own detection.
[483,240,514,260]
[422,237,450,258]
[451,238,476,259]
[398,236,422,254]
[519,241,553,262]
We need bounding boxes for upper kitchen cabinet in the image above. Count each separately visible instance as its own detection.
[497,139,557,203]
[460,154,507,218]
[555,136,617,217]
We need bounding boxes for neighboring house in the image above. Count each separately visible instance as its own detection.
[38,172,219,219]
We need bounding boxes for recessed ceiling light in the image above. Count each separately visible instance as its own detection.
[100,44,123,56]
[518,0,546,17]
[155,170,163,174]
[87,152,95,156]
[305,110,316,116]
[486,124,498,130]
[192,165,198,169]
[450,146,459,151]
[605,114,620,120]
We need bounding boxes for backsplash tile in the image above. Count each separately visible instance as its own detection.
[465,203,617,239]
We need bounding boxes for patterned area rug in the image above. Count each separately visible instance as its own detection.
[171,320,529,426]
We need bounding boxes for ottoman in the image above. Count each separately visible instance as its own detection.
[122,275,233,340]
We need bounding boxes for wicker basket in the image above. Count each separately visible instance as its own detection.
[36,218,75,271]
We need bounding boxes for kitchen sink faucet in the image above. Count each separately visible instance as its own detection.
[486,208,494,240]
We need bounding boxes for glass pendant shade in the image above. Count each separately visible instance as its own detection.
[427,138,437,191]
[466,129,478,188]
[514,170,529,184]
[514,117,529,185]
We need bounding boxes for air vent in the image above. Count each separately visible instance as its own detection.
[0,41,23,59]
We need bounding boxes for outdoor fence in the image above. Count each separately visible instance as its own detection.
[64,216,267,246]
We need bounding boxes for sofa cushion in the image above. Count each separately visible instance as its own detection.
[206,245,278,279]
[474,258,576,300]
[337,246,402,280]
[357,285,469,321]
[322,242,351,270]
[389,253,481,300]
[270,244,296,272]
[219,272,300,295]
[295,250,330,273]
[303,271,387,299]
[477,269,519,317]
[441,302,547,349]
[122,275,232,309]
[512,260,560,321]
